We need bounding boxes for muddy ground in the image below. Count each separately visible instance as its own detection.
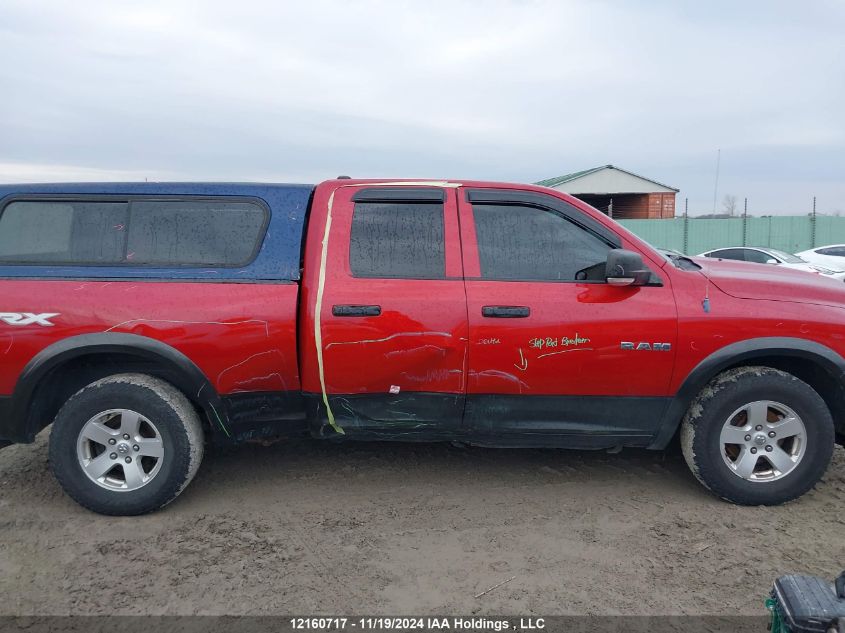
[1,432,843,616]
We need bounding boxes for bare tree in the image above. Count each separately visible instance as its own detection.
[722,194,738,216]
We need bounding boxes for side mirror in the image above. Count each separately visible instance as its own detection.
[605,249,651,287]
[766,258,778,264]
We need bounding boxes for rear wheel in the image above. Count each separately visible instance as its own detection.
[49,373,204,515]
[681,366,834,505]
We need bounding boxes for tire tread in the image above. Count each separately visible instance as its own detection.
[681,366,834,505]
[49,373,204,516]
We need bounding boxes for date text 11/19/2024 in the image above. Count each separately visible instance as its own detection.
[289,617,546,630]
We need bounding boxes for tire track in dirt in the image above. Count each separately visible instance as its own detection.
[1,433,843,615]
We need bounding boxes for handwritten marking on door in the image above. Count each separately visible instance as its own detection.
[514,348,528,372]
[528,333,590,350]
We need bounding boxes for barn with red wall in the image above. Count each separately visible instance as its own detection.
[536,165,678,219]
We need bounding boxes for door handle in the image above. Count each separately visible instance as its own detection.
[332,304,382,317]
[482,305,530,318]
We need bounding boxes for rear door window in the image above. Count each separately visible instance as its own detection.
[349,201,445,279]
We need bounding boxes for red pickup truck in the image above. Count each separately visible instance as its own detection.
[0,179,841,515]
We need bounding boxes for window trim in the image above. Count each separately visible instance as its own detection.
[0,194,271,269]
[465,188,622,249]
[351,187,446,203]
[348,199,448,281]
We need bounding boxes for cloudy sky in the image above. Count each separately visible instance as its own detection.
[1,0,843,214]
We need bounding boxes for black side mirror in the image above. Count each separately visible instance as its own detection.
[605,249,651,287]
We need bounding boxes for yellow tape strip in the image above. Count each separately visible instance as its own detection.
[313,181,462,434]
[361,180,462,188]
[314,189,344,434]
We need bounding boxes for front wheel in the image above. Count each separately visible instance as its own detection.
[680,366,834,505]
[49,373,205,515]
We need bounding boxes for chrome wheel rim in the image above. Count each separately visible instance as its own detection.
[719,400,806,482]
[76,409,164,491]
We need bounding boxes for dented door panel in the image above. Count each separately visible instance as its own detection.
[299,184,468,436]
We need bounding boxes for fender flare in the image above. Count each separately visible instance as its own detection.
[9,333,230,442]
[649,336,845,449]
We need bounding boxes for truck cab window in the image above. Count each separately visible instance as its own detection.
[349,202,445,279]
[127,200,266,266]
[0,201,128,263]
[471,204,611,281]
[0,199,266,267]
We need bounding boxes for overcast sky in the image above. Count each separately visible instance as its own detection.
[1,0,843,215]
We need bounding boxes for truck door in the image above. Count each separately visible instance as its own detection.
[306,185,468,438]
[457,188,677,447]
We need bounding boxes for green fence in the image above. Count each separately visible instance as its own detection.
[617,216,845,255]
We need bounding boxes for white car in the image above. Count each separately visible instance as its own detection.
[796,245,845,271]
[698,246,845,280]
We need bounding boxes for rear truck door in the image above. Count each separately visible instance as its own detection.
[300,183,468,438]
[457,187,678,448]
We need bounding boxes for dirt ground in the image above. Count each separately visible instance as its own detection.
[1,431,843,617]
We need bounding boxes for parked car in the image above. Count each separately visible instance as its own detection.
[1,180,844,515]
[796,245,845,271]
[698,246,845,280]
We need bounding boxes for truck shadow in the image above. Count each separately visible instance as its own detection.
[207,436,688,475]
[0,431,732,513]
[6,430,845,517]
[186,436,703,507]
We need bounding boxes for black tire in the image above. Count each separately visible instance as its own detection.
[49,373,204,515]
[680,366,834,505]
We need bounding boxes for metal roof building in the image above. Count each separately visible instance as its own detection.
[536,164,678,219]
